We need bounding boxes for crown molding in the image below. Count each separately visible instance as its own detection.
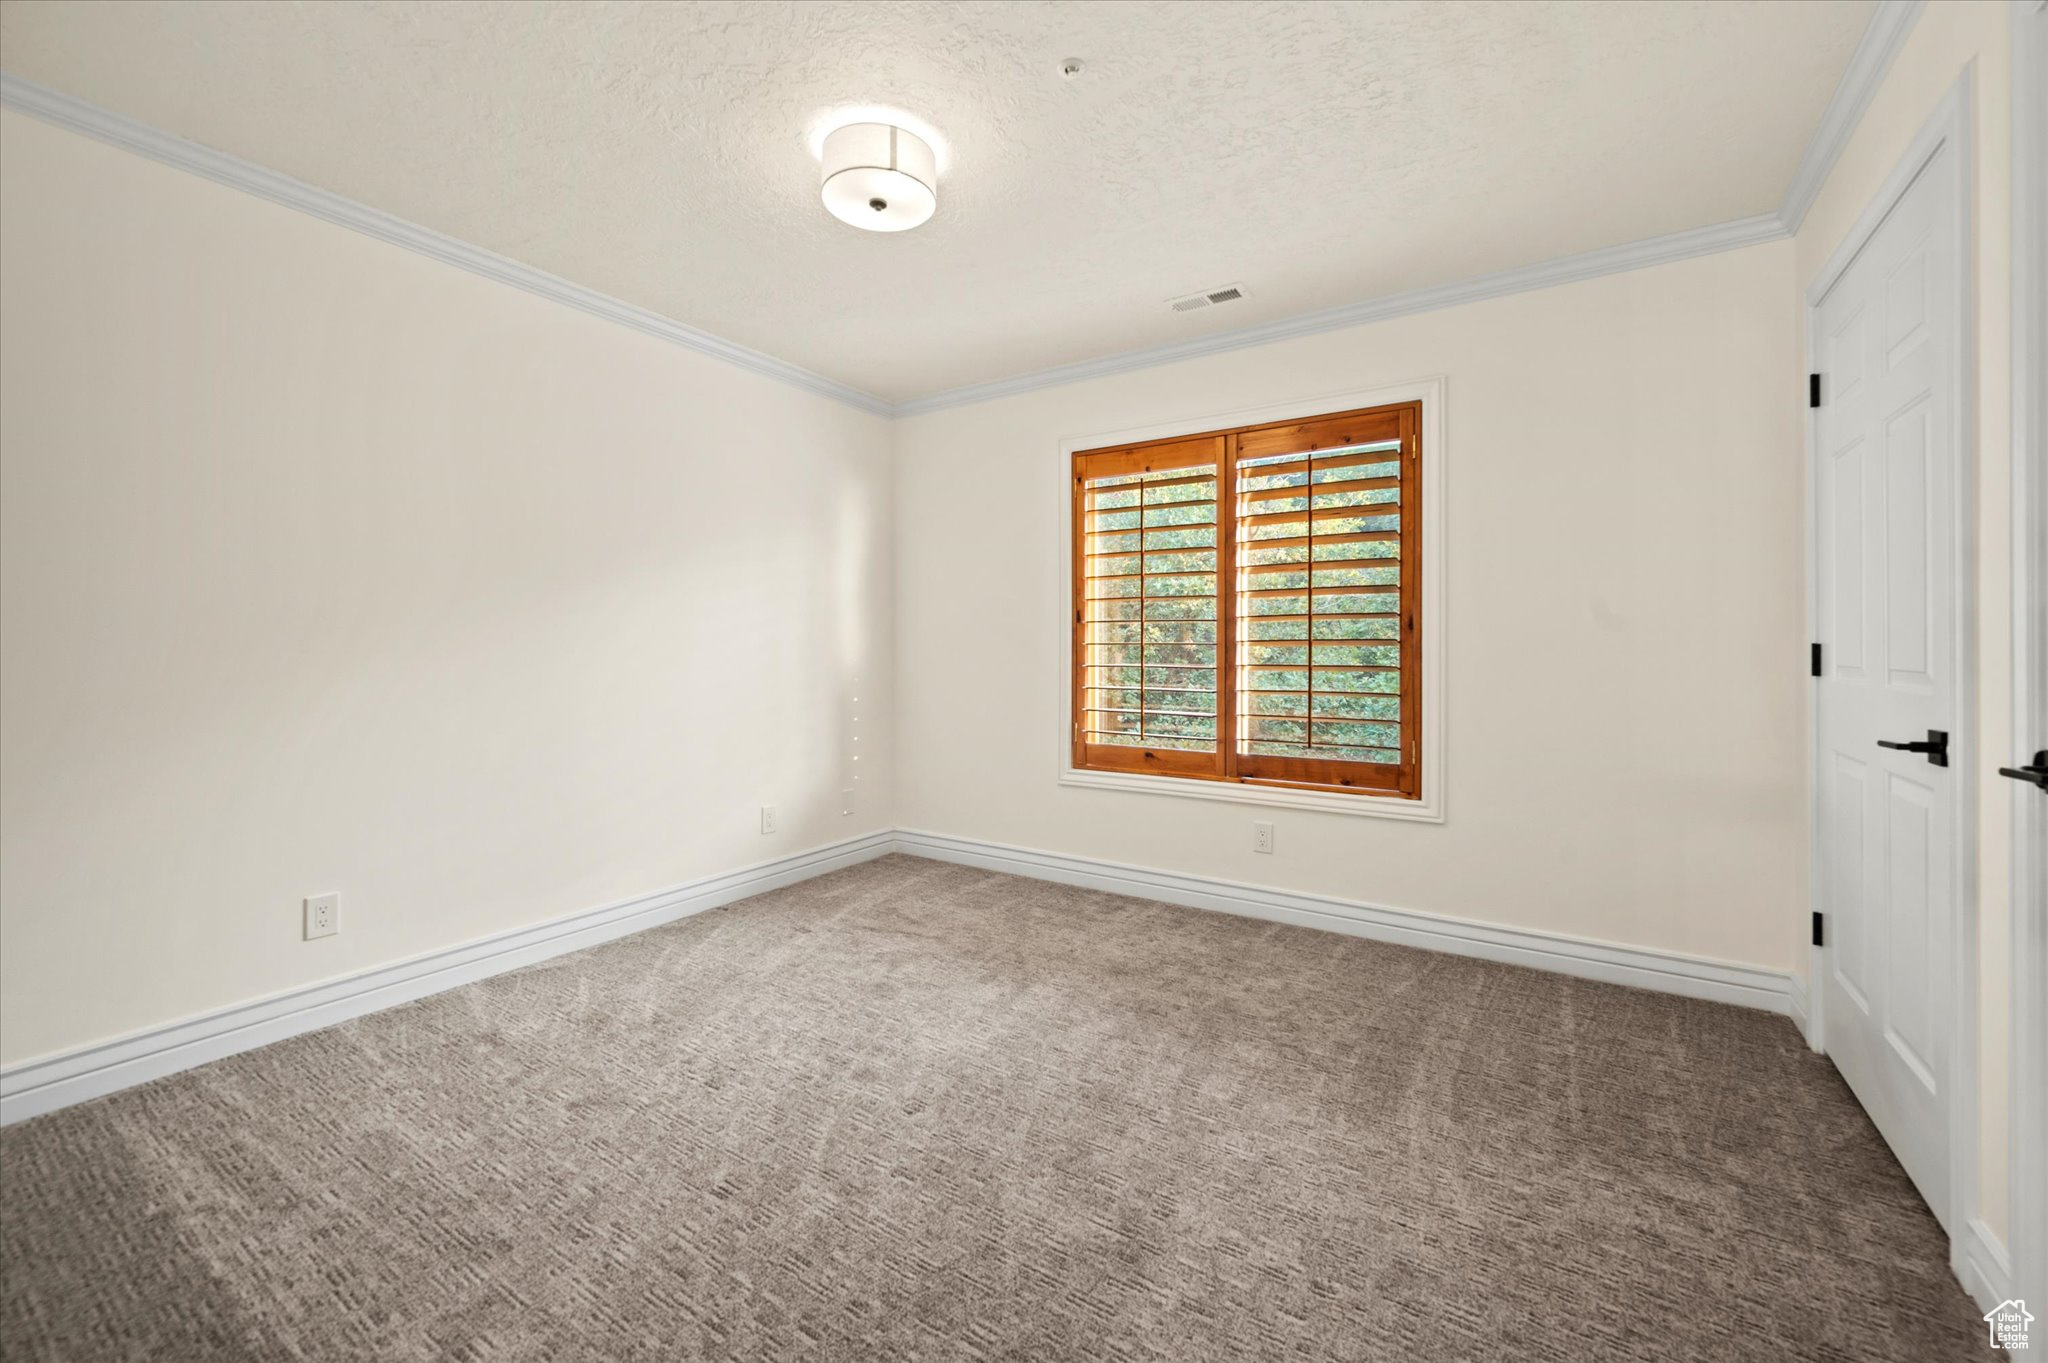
[3,0,1920,423]
[1777,0,1925,236]
[0,73,897,417]
[891,212,1790,416]
[890,0,1920,417]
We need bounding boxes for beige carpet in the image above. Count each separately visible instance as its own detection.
[0,854,1985,1361]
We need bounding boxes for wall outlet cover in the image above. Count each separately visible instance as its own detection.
[303,893,340,940]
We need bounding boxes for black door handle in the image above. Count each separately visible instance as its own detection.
[1877,729,1949,767]
[1999,750,2048,790]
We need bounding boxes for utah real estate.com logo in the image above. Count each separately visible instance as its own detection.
[1986,1299,2033,1352]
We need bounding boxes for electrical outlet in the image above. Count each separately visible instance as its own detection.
[760,805,778,835]
[1252,821,1274,854]
[303,893,339,940]
[841,789,856,816]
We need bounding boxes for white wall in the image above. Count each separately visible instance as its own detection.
[893,241,1806,974]
[1791,0,2015,1248]
[0,109,895,1066]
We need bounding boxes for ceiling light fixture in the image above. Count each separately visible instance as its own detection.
[820,122,937,232]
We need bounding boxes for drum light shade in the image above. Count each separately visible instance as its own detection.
[820,123,937,232]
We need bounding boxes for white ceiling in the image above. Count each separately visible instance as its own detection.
[0,0,1875,405]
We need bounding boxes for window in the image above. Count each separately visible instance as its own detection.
[1071,400,1422,798]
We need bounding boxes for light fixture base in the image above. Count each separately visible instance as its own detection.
[820,122,937,232]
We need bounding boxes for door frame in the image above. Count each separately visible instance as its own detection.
[2009,0,2048,1315]
[1801,72,1978,1239]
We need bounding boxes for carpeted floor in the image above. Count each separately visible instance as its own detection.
[0,854,1985,1361]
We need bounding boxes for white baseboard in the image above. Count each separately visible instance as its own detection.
[894,830,1793,1015]
[1,825,1800,1127]
[2,816,2006,1329]
[0,830,895,1126]
[1955,1217,2016,1315]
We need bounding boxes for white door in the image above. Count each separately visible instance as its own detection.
[2008,0,2048,1315]
[1813,128,1960,1229]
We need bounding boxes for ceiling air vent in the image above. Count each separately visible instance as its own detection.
[1166,283,1250,314]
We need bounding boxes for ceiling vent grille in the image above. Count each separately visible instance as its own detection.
[1166,283,1250,314]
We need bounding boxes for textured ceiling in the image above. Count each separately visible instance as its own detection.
[0,0,1874,404]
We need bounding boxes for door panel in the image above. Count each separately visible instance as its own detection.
[1828,753,1871,1009]
[1814,133,1957,1229]
[1882,771,1934,1079]
[1828,440,1868,673]
[1884,401,1933,686]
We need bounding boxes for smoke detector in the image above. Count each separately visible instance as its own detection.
[1166,283,1249,314]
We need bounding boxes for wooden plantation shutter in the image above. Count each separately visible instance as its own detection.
[1073,401,1422,798]
[1232,403,1419,795]
[1073,436,1227,778]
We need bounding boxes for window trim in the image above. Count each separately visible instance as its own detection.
[1056,378,1447,824]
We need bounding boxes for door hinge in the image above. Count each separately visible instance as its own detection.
[1811,642,1822,677]
[1809,373,1822,408]
[1812,911,1825,947]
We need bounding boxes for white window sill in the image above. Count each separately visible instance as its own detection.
[1059,767,1445,823]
